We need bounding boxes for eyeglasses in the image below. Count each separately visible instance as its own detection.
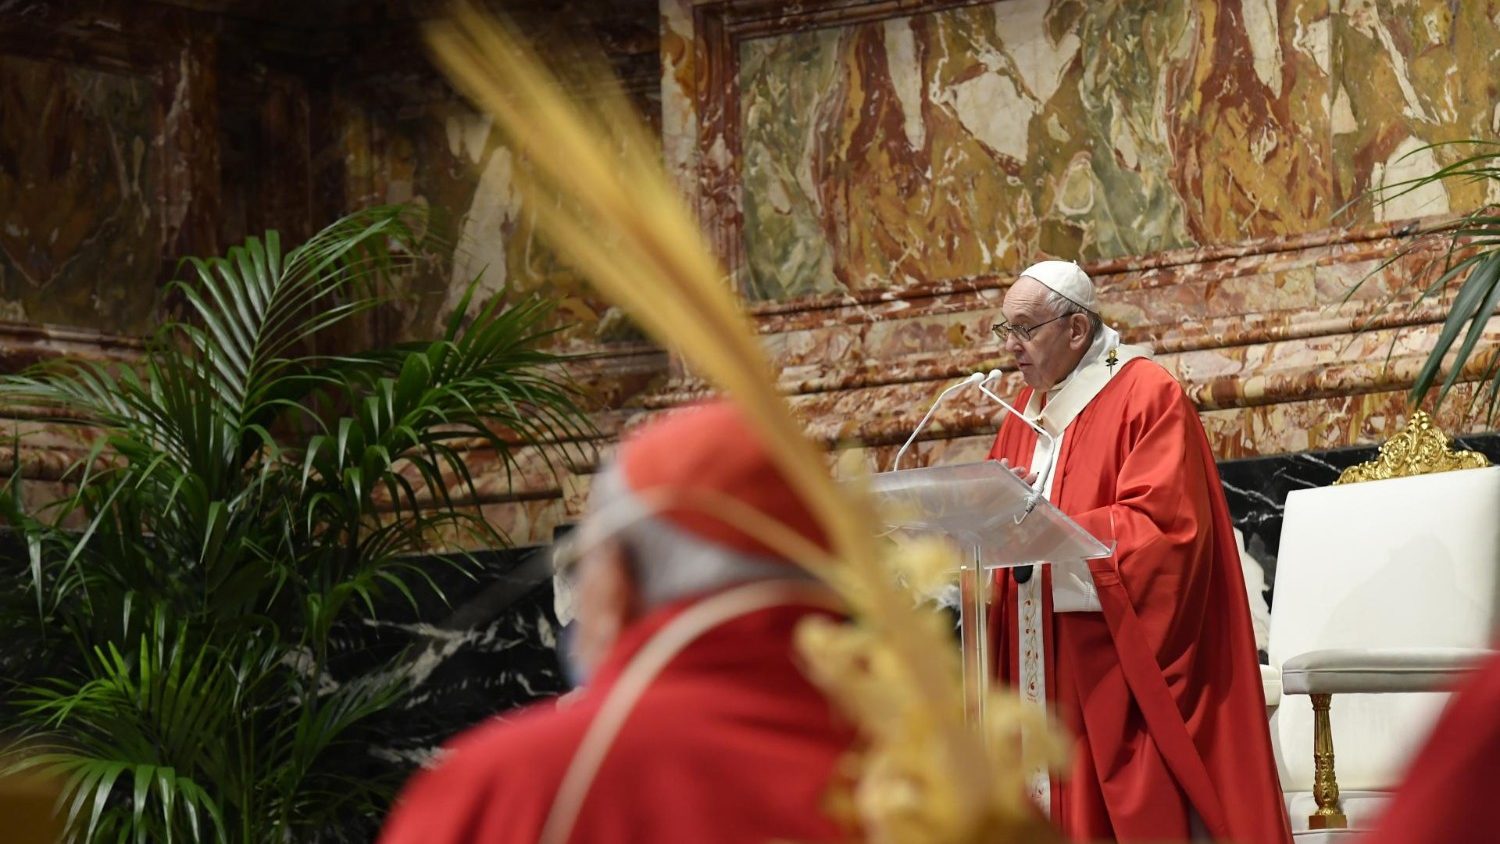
[991,314,1069,342]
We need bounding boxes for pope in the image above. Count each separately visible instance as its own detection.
[986,261,1291,843]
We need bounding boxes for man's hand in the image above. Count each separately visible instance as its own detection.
[994,457,1039,486]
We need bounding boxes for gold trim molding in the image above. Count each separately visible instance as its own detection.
[1335,411,1490,485]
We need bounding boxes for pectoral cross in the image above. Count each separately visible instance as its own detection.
[1106,347,1118,374]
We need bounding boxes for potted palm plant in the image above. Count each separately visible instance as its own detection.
[0,205,590,842]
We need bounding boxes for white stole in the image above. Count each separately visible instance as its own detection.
[1016,326,1153,813]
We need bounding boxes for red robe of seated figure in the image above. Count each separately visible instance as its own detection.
[1363,648,1500,844]
[987,358,1290,843]
[378,596,854,844]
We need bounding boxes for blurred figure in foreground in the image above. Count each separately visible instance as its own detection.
[378,401,855,844]
[1362,648,1500,844]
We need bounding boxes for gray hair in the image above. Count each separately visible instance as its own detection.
[1041,287,1102,341]
[583,463,810,611]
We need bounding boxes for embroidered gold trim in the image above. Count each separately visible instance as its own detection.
[1335,411,1490,485]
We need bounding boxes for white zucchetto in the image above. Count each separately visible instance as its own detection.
[1019,260,1096,314]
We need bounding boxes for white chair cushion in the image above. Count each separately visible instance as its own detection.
[1281,647,1489,694]
[1270,467,1500,792]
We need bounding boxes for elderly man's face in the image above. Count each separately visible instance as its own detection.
[1000,276,1094,392]
[566,538,641,680]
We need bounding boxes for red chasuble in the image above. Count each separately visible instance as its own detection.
[987,358,1290,843]
[378,596,855,844]
[1364,649,1500,844]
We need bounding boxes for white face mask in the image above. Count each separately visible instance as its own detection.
[556,621,590,688]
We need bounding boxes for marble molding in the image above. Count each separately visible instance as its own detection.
[5,195,1500,545]
[451,222,1500,544]
[0,321,143,375]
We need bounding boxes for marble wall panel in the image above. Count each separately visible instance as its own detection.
[335,99,635,351]
[1148,0,1336,245]
[0,55,163,333]
[661,0,700,201]
[357,575,567,769]
[721,0,1368,302]
[0,5,223,337]
[1331,0,1500,217]
[1221,430,1500,600]
[714,0,1489,294]
[737,4,1056,298]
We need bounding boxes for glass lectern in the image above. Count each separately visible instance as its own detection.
[864,461,1110,722]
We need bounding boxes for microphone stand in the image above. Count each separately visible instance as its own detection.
[892,372,986,470]
[976,379,1056,583]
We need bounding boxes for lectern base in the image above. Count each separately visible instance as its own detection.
[959,546,988,724]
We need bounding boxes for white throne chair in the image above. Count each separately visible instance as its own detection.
[1263,414,1498,838]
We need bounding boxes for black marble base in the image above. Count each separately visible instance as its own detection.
[327,546,566,769]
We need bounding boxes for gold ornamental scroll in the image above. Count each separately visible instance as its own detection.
[1335,411,1490,485]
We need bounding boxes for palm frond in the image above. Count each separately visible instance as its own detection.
[1340,140,1500,412]
[1424,252,1500,402]
[169,207,422,427]
[8,624,242,844]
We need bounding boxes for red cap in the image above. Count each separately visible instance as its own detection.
[617,400,831,561]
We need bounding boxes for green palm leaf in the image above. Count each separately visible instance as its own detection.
[1,205,592,842]
[1352,140,1500,413]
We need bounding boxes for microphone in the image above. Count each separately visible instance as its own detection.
[893,371,989,470]
[976,380,1058,497]
[976,376,1055,583]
